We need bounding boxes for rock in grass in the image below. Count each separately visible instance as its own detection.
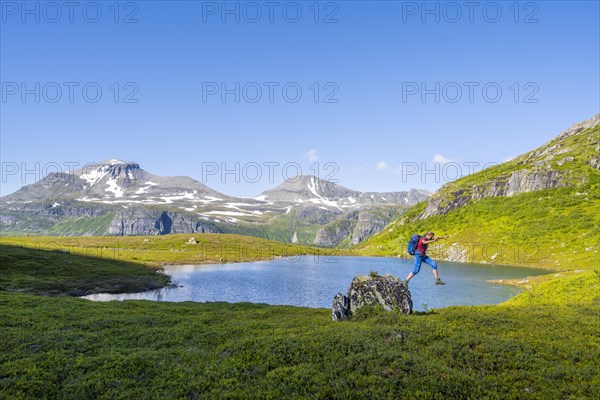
[332,293,351,321]
[332,274,412,321]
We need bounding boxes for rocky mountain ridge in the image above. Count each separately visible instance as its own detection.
[1,161,430,244]
[419,114,599,219]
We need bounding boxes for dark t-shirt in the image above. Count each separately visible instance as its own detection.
[416,237,429,255]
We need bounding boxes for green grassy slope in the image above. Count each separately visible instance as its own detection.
[355,121,600,270]
[0,233,351,268]
[426,119,599,206]
[356,184,599,270]
[47,213,116,236]
[0,244,170,296]
[1,217,598,398]
[0,270,597,399]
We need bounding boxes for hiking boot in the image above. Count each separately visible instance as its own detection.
[435,278,446,286]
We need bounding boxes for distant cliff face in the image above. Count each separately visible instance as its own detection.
[105,209,220,236]
[314,207,404,247]
[420,115,600,219]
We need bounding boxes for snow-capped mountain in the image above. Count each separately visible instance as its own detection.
[260,174,431,209]
[1,160,431,245]
[3,159,229,205]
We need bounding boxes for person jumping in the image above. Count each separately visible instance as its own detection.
[404,231,448,287]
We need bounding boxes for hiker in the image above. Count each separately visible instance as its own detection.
[404,231,448,287]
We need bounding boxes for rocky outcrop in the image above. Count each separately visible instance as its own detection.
[351,208,401,245]
[331,293,351,321]
[548,114,599,142]
[504,170,566,196]
[0,201,220,236]
[419,115,599,219]
[440,242,471,263]
[332,274,412,321]
[106,209,220,236]
[315,207,405,247]
[314,213,358,247]
[0,201,114,234]
[421,169,570,218]
[294,206,342,225]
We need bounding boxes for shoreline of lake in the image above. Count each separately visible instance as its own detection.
[84,256,551,311]
[158,254,557,290]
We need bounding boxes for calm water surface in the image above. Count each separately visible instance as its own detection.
[84,256,547,311]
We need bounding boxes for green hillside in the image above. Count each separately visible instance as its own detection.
[355,118,600,270]
[0,233,348,268]
[0,244,170,296]
[1,251,597,398]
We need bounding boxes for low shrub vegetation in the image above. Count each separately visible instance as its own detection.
[0,243,598,398]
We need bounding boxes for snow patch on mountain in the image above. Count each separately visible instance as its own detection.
[160,191,197,204]
[135,182,158,194]
[196,196,222,204]
[307,176,343,210]
[202,210,256,217]
[225,202,261,208]
[80,166,109,186]
[105,178,124,198]
[250,195,273,204]
[135,186,150,195]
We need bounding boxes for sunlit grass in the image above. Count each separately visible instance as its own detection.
[0,243,598,398]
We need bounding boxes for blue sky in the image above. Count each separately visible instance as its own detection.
[1,1,599,197]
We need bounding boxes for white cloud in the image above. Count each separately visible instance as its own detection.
[376,161,404,174]
[376,160,390,170]
[502,155,516,163]
[306,149,319,162]
[432,153,452,164]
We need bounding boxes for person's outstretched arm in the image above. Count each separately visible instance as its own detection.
[422,235,449,244]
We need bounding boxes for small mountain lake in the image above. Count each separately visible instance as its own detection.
[83,256,548,311]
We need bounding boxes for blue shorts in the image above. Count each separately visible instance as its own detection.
[413,253,438,274]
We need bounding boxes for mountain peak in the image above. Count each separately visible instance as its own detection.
[71,161,141,190]
[105,159,128,165]
[555,113,599,142]
[260,175,430,208]
[88,159,140,170]
[277,174,330,187]
[260,174,353,202]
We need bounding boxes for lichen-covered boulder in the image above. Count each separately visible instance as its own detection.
[331,274,412,321]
